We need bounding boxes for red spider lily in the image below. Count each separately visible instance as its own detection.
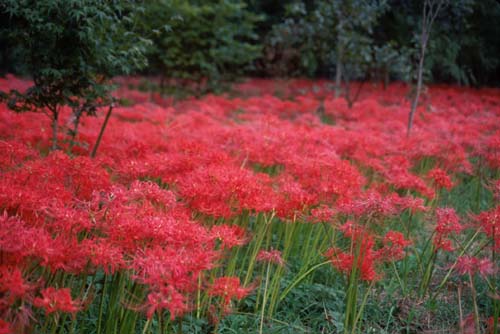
[482,132,500,169]
[382,156,435,199]
[132,246,217,292]
[327,223,412,281]
[38,237,89,274]
[285,156,365,204]
[0,140,38,171]
[432,208,463,252]
[477,258,496,277]
[433,234,454,252]
[477,206,500,250]
[0,320,12,334]
[455,256,478,275]
[338,220,366,240]
[435,207,462,236]
[325,244,379,282]
[256,249,285,267]
[1,75,500,331]
[379,231,412,261]
[456,256,495,277]
[177,164,275,218]
[126,180,177,210]
[273,174,314,218]
[308,205,336,223]
[211,224,249,249]
[337,190,398,218]
[144,286,188,320]
[325,226,380,282]
[393,195,428,213]
[208,277,252,301]
[0,266,30,300]
[80,239,125,274]
[33,287,81,314]
[208,277,252,315]
[427,168,454,190]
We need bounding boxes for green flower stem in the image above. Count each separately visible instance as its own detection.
[243,212,273,287]
[97,274,108,334]
[279,260,331,302]
[141,318,152,334]
[351,281,375,334]
[259,262,271,334]
[430,228,482,302]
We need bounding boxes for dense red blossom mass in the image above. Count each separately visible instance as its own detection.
[0,75,499,330]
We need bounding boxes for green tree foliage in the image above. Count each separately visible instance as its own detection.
[251,0,500,87]
[138,0,262,93]
[0,0,150,151]
[254,1,403,82]
[379,0,499,87]
[255,0,404,105]
[256,2,319,77]
[1,0,499,93]
[315,0,389,97]
[435,0,500,86]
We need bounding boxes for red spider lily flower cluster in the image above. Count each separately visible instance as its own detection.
[325,243,380,281]
[455,256,496,277]
[433,207,463,251]
[211,224,249,249]
[476,205,500,250]
[33,287,81,315]
[256,249,285,266]
[208,277,252,316]
[143,286,188,320]
[325,222,412,281]
[492,180,500,201]
[427,168,454,190]
[380,231,413,261]
[0,74,500,330]
[308,205,337,223]
[0,320,12,334]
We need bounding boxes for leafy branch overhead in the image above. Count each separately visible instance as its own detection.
[0,0,151,151]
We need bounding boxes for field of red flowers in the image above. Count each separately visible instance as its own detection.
[1,75,499,333]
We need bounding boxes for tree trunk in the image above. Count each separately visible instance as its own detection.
[51,110,59,151]
[335,43,343,98]
[91,104,113,158]
[384,68,389,90]
[407,0,446,136]
[407,39,427,137]
[68,109,83,153]
[347,79,366,109]
[335,22,344,98]
[160,75,166,96]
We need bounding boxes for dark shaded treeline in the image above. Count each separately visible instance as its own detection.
[1,0,500,88]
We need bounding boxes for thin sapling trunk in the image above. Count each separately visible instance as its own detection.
[91,104,114,158]
[68,107,84,152]
[51,107,59,151]
[335,42,343,98]
[407,0,447,136]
